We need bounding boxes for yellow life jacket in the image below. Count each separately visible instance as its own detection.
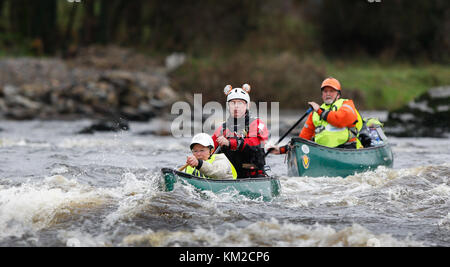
[185,154,237,179]
[312,99,363,148]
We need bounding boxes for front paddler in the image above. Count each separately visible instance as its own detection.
[185,133,237,179]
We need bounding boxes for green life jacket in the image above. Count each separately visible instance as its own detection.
[185,154,237,179]
[312,98,363,148]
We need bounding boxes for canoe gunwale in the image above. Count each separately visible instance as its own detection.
[161,167,281,201]
[161,168,279,183]
[289,137,391,152]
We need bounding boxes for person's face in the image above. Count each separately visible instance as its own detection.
[228,99,247,118]
[191,144,211,161]
[321,86,340,104]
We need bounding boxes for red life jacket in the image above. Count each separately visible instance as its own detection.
[212,112,269,178]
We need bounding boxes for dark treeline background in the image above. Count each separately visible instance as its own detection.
[0,0,449,110]
[0,0,448,62]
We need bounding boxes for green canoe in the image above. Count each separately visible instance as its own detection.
[161,168,281,201]
[287,137,394,178]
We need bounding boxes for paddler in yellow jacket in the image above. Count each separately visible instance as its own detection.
[269,77,364,154]
[185,133,237,179]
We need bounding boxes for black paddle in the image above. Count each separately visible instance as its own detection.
[265,107,313,157]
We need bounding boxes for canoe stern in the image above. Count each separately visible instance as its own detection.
[287,138,394,177]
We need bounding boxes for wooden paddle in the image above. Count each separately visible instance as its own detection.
[265,107,313,157]
[178,146,221,172]
[178,163,189,172]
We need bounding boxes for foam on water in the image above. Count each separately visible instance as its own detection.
[121,218,422,247]
[279,164,450,208]
[0,170,163,243]
[102,172,162,227]
[1,120,449,246]
[1,161,448,246]
[438,213,450,230]
[0,175,110,239]
[0,138,51,148]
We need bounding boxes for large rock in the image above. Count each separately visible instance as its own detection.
[0,47,179,121]
[78,118,130,134]
[384,86,450,137]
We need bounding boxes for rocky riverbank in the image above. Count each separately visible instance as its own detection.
[0,46,179,121]
[384,86,450,137]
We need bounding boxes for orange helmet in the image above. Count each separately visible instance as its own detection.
[321,77,341,91]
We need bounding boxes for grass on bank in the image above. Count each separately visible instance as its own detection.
[170,52,450,112]
[324,60,450,110]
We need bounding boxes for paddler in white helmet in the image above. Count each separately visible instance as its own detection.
[212,84,269,178]
[185,133,237,179]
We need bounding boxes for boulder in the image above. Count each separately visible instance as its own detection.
[384,86,450,137]
[78,118,130,134]
[0,47,179,121]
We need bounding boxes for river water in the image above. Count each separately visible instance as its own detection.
[0,113,449,247]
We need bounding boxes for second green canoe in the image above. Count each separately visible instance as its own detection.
[287,137,394,178]
[161,168,281,201]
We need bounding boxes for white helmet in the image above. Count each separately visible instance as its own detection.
[224,84,251,104]
[190,133,214,150]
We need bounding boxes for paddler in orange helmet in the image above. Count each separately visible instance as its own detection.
[269,77,364,154]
